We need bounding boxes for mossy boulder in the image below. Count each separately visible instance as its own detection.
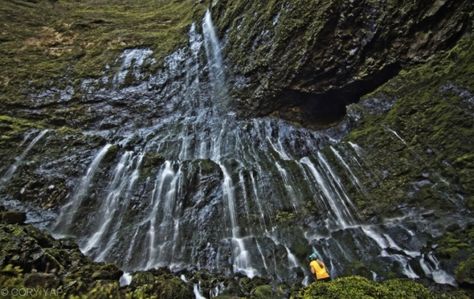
[24,272,60,288]
[127,269,192,299]
[250,284,287,299]
[455,256,474,287]
[91,264,122,281]
[292,276,465,299]
[141,152,165,178]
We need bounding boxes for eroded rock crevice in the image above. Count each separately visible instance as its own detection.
[270,63,402,127]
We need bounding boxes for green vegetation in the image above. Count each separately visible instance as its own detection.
[432,225,474,289]
[0,0,207,105]
[436,226,474,259]
[141,152,165,178]
[215,0,332,75]
[346,32,474,216]
[0,114,45,143]
[292,276,468,299]
[0,220,193,299]
[455,256,474,287]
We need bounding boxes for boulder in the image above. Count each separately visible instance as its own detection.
[0,211,26,224]
[24,272,60,288]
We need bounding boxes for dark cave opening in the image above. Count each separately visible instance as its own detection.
[272,63,402,128]
[275,89,350,127]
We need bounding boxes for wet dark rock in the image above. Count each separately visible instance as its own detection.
[415,179,432,188]
[91,264,123,280]
[59,237,80,250]
[446,223,461,233]
[212,0,471,127]
[0,211,26,224]
[141,152,165,177]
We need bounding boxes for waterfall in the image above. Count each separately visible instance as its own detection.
[193,283,206,299]
[113,49,154,86]
[145,161,176,269]
[0,129,48,190]
[275,162,299,210]
[82,151,138,256]
[218,162,257,277]
[300,157,353,228]
[202,9,227,101]
[53,144,112,235]
[330,146,364,191]
[41,10,462,287]
[96,153,144,261]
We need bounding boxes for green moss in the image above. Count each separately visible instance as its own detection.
[141,152,165,178]
[293,276,465,299]
[437,231,471,259]
[0,264,27,294]
[102,144,119,164]
[455,256,474,286]
[345,32,474,216]
[433,225,474,285]
[250,284,273,298]
[214,0,332,77]
[0,0,208,110]
[276,210,296,223]
[71,282,121,299]
[0,115,46,142]
[127,271,192,299]
[198,159,220,174]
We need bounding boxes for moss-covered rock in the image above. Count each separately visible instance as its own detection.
[0,217,196,298]
[343,32,474,218]
[455,256,474,287]
[292,276,467,299]
[212,0,471,127]
[1,213,471,298]
[0,0,208,109]
[140,152,165,178]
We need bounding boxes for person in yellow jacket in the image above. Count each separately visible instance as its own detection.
[308,253,331,282]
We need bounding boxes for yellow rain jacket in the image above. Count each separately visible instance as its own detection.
[310,260,330,280]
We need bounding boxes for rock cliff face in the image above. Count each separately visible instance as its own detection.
[212,0,471,126]
[0,0,473,298]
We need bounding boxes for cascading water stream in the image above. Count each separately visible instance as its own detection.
[53,144,112,235]
[0,129,48,190]
[43,9,462,288]
[202,9,226,101]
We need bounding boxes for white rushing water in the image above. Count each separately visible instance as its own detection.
[193,283,207,299]
[119,272,133,287]
[0,129,48,190]
[202,9,226,100]
[54,144,112,235]
[43,9,463,287]
[113,49,155,86]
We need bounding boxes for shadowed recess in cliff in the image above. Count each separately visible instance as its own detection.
[212,0,470,127]
[271,63,402,127]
